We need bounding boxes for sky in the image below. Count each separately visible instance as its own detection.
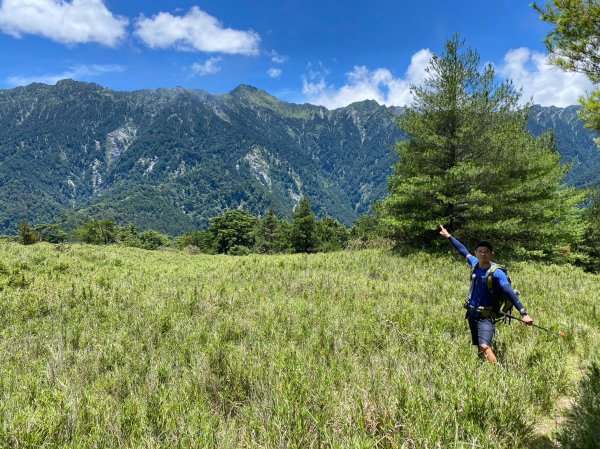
[0,0,595,108]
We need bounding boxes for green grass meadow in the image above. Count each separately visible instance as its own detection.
[0,242,598,448]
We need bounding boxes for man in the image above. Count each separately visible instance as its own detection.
[439,225,533,362]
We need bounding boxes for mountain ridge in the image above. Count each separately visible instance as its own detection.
[0,80,597,235]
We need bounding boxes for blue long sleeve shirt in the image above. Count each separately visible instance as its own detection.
[448,236,527,317]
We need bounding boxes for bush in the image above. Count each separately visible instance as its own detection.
[137,230,170,250]
[228,245,251,256]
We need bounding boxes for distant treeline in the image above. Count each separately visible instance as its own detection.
[12,196,386,255]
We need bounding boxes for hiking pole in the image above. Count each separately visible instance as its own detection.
[499,311,566,337]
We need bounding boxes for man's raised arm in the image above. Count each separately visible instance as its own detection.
[439,225,470,259]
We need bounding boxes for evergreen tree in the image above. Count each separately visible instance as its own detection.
[533,0,600,146]
[315,216,349,252]
[115,224,140,247]
[254,208,281,254]
[209,209,258,254]
[291,196,316,253]
[350,214,383,243]
[75,218,116,245]
[276,220,294,253]
[580,188,600,272]
[176,230,216,254]
[138,230,170,250]
[379,36,585,257]
[18,221,40,245]
[34,223,67,244]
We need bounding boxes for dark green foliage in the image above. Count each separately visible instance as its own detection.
[18,221,40,245]
[315,216,349,252]
[379,36,586,258]
[228,245,252,256]
[115,224,140,247]
[176,230,216,254]
[75,218,117,245]
[528,105,600,187]
[350,214,383,242]
[557,362,600,449]
[15,198,352,255]
[579,188,600,272]
[291,197,317,253]
[137,230,170,250]
[533,0,600,83]
[276,220,294,253]
[209,209,258,254]
[34,223,68,244]
[254,209,283,254]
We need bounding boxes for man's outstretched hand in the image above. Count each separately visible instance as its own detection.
[439,225,451,238]
[522,315,534,326]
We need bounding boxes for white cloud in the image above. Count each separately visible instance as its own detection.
[134,6,260,55]
[496,47,594,107]
[267,67,282,78]
[269,50,288,64]
[302,49,432,109]
[191,57,222,76]
[0,0,128,47]
[5,64,125,86]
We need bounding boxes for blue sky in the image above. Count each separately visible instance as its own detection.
[0,0,594,108]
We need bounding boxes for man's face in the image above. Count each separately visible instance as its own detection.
[475,246,494,264]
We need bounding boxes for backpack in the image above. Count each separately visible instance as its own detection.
[466,263,518,322]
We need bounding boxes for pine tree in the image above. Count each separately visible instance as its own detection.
[580,188,600,272]
[315,216,349,252]
[291,196,316,253]
[379,35,585,257]
[18,221,40,245]
[254,208,281,254]
[533,0,600,146]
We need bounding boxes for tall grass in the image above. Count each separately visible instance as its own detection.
[0,242,598,448]
[556,362,600,449]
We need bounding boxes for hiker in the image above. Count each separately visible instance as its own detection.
[439,225,533,363]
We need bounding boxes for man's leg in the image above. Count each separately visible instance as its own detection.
[477,344,497,363]
[469,317,497,363]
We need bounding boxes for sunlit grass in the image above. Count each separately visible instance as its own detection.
[0,242,598,448]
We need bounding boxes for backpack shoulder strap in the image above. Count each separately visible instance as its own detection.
[485,263,500,290]
[486,264,508,292]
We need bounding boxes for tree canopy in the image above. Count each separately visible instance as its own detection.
[378,35,585,258]
[533,0,600,145]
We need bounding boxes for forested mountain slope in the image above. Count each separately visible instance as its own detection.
[0,80,597,234]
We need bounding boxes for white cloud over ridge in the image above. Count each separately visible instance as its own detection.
[496,47,594,107]
[192,57,222,76]
[302,49,432,109]
[5,64,125,87]
[267,67,282,78]
[135,6,260,55]
[303,47,593,109]
[0,0,128,47]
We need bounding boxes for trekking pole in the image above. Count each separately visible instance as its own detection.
[500,311,566,337]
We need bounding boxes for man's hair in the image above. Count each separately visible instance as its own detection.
[476,240,493,252]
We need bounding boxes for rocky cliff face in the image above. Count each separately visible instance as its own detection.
[0,80,597,234]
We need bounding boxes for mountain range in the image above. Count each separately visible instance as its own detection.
[0,80,598,235]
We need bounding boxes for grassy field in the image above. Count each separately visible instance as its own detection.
[0,241,598,448]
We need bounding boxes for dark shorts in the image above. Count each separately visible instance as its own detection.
[467,317,496,347]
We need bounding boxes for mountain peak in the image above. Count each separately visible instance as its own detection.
[230,84,262,94]
[229,84,277,101]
